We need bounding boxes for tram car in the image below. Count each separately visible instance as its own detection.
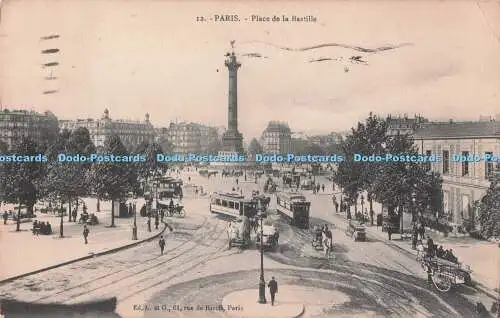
[276,192,311,229]
[210,192,259,219]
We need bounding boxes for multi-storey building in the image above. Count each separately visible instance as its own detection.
[413,120,500,232]
[155,123,221,154]
[59,109,155,152]
[197,124,220,152]
[386,114,427,136]
[0,109,59,150]
[260,121,292,154]
[308,132,342,148]
[164,122,202,154]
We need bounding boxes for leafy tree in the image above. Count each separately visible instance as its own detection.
[335,113,443,229]
[90,134,133,227]
[478,173,500,239]
[334,113,388,224]
[43,128,95,230]
[0,139,45,231]
[205,139,222,154]
[248,138,263,158]
[291,138,325,155]
[0,139,8,152]
[157,136,174,154]
[133,141,163,194]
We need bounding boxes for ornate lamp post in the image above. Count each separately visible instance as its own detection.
[411,191,417,223]
[132,196,138,240]
[257,200,267,304]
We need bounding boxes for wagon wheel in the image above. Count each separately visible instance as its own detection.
[432,269,453,292]
[178,207,185,218]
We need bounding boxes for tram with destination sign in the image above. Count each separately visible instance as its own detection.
[276,192,311,229]
[209,192,259,219]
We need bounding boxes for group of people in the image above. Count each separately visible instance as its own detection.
[421,236,459,263]
[312,183,326,194]
[32,220,53,235]
[313,224,333,256]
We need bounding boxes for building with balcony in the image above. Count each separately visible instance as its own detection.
[0,109,59,150]
[413,120,500,232]
[59,109,155,152]
[260,121,292,154]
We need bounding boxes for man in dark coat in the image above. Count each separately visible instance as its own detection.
[268,277,278,306]
[159,235,166,255]
[83,225,89,244]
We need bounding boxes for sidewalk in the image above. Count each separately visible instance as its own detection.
[0,210,163,282]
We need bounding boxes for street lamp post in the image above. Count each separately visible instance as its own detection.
[411,191,417,223]
[132,197,138,240]
[257,201,267,304]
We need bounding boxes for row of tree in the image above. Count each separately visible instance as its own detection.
[334,113,444,229]
[334,113,500,239]
[0,127,164,233]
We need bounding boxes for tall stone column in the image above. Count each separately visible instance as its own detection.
[221,51,244,153]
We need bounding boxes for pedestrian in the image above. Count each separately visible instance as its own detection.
[412,228,418,250]
[83,225,89,244]
[159,235,166,255]
[426,236,435,257]
[72,208,77,222]
[387,226,392,241]
[321,184,325,192]
[3,211,8,225]
[147,218,151,232]
[419,223,425,241]
[155,214,159,230]
[267,276,278,306]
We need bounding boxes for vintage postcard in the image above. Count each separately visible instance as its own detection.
[0,0,499,317]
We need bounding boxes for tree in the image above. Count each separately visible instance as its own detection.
[90,134,132,227]
[133,141,163,193]
[157,137,174,154]
[42,128,95,236]
[205,139,222,154]
[0,139,45,231]
[478,174,500,239]
[248,138,263,158]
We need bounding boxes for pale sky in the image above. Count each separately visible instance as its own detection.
[1,0,499,142]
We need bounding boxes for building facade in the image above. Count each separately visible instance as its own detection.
[59,109,155,152]
[413,121,500,232]
[386,114,427,136]
[164,122,202,154]
[260,121,292,154]
[0,109,59,150]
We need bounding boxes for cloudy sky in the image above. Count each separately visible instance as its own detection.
[1,0,499,141]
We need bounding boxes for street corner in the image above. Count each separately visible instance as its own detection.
[221,286,305,318]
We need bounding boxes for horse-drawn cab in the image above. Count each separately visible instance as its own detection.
[345,221,366,241]
[156,177,185,217]
[256,222,279,251]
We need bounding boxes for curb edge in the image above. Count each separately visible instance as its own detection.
[293,304,306,318]
[0,221,168,286]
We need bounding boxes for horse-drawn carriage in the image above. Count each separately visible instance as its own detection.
[419,255,471,292]
[263,177,277,194]
[345,221,366,241]
[255,220,279,251]
[157,198,185,217]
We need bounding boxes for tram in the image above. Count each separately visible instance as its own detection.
[276,192,311,229]
[209,192,258,219]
